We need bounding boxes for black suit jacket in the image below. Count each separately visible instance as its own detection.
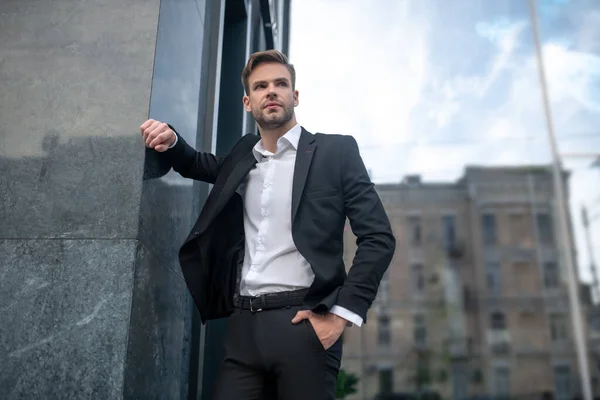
[163,126,395,324]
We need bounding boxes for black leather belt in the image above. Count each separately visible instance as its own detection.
[235,289,309,312]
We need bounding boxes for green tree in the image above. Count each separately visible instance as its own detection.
[336,369,359,399]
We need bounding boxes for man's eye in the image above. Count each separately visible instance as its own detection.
[278,82,288,86]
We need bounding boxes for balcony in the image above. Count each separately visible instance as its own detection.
[538,245,559,260]
[549,339,574,355]
[490,341,510,354]
[480,295,547,311]
[514,343,548,357]
[543,295,570,312]
[500,245,537,262]
[413,341,428,352]
[511,295,546,312]
[344,346,423,361]
[373,302,391,315]
[487,330,511,355]
[444,240,466,260]
[445,337,471,358]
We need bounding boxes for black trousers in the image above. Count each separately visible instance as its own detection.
[211,305,343,400]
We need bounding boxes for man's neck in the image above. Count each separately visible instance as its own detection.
[259,118,297,153]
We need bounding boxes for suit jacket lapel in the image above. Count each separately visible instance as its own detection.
[189,136,259,239]
[219,150,257,202]
[292,128,316,222]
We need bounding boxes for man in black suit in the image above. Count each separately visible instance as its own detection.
[141,50,395,400]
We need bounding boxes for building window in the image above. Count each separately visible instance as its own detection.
[378,315,391,346]
[411,263,425,295]
[544,261,560,288]
[482,213,497,245]
[536,213,555,245]
[549,313,568,341]
[554,365,571,400]
[492,366,510,398]
[451,363,468,400]
[489,312,509,354]
[379,368,393,394]
[486,262,501,297]
[413,314,427,348]
[591,312,600,333]
[490,312,506,330]
[377,270,390,304]
[407,215,422,247]
[442,214,457,249]
[415,357,431,390]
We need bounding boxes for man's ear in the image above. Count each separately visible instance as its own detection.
[293,90,299,107]
[243,95,251,112]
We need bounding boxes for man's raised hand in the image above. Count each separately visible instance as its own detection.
[140,119,176,152]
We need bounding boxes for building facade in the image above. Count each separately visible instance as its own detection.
[0,1,290,399]
[342,166,598,400]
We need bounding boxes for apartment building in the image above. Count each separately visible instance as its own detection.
[342,166,598,400]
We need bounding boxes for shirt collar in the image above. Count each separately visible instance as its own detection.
[252,123,301,162]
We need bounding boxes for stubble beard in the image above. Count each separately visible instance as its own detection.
[252,103,294,130]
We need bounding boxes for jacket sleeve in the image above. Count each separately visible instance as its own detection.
[336,136,396,322]
[161,124,225,184]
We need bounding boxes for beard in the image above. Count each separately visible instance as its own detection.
[252,102,294,130]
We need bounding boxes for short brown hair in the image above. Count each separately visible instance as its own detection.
[241,50,296,94]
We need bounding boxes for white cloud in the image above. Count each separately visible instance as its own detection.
[544,44,600,112]
[290,0,429,147]
[403,144,479,181]
[475,19,528,95]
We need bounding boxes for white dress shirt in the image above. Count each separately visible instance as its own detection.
[169,125,363,326]
[238,124,362,327]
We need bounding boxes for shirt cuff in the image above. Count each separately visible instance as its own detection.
[168,132,178,149]
[330,305,363,327]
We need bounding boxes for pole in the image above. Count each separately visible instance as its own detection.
[583,206,600,302]
[360,327,367,400]
[528,1,593,398]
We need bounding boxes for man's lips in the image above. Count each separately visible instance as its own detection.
[264,102,281,109]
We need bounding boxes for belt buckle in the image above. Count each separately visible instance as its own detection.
[249,296,263,313]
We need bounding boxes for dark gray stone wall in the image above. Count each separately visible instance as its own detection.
[0,0,157,239]
[0,240,136,399]
[0,0,210,398]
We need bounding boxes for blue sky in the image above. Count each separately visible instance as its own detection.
[290,0,600,284]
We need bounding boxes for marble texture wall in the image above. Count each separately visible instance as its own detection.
[0,0,211,398]
[0,240,136,399]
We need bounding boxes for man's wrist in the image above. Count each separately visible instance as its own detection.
[332,313,348,325]
[167,131,178,149]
